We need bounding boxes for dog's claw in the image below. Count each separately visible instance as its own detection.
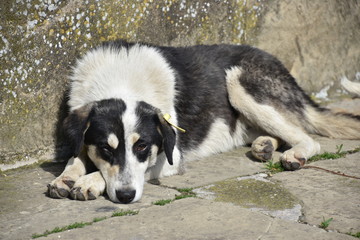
[87,191,96,200]
[70,187,97,201]
[47,183,69,199]
[281,157,306,171]
[70,187,85,201]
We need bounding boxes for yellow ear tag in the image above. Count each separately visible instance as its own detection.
[163,113,186,133]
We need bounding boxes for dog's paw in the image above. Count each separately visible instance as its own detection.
[69,172,106,201]
[280,150,306,171]
[47,176,75,199]
[251,137,275,162]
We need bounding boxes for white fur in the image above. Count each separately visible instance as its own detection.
[121,105,148,203]
[184,118,247,161]
[341,76,360,96]
[69,44,177,113]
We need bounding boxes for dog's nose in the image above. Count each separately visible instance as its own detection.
[116,189,136,204]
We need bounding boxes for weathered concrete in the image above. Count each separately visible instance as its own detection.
[37,198,353,240]
[273,153,360,233]
[0,136,359,240]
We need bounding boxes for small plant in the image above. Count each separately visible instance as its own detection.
[347,232,360,238]
[153,199,173,206]
[175,188,196,200]
[264,160,284,173]
[93,216,107,222]
[320,217,333,229]
[32,209,139,238]
[308,144,360,163]
[336,144,343,154]
[32,222,92,238]
[111,209,139,217]
[153,188,196,206]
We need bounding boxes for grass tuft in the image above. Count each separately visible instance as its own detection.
[308,145,359,163]
[32,222,92,238]
[93,216,107,222]
[347,232,360,238]
[174,188,196,200]
[111,209,139,217]
[319,217,333,229]
[264,160,284,173]
[32,209,139,238]
[153,199,173,206]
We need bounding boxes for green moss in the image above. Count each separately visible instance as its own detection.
[209,178,298,210]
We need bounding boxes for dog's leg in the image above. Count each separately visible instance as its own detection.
[69,171,106,200]
[147,147,184,180]
[47,151,87,198]
[226,67,320,170]
[251,136,282,162]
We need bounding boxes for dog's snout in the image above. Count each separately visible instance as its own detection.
[116,189,136,204]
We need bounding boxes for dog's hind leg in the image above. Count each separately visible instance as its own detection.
[226,67,320,170]
[47,150,87,198]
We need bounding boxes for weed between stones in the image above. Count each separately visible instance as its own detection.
[152,188,196,206]
[264,145,360,173]
[31,209,139,239]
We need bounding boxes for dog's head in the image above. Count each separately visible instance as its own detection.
[64,98,176,203]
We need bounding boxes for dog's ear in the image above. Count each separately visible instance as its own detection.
[63,103,94,157]
[157,112,176,165]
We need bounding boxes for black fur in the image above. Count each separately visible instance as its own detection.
[135,101,176,165]
[83,99,127,167]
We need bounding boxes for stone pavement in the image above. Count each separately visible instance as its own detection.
[0,135,359,240]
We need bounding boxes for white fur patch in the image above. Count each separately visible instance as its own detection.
[69,44,176,113]
[184,118,246,161]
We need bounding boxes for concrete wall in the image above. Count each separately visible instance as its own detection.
[0,0,359,166]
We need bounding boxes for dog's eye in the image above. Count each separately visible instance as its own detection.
[99,144,113,155]
[134,143,148,152]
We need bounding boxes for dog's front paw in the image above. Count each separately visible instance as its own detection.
[69,172,106,201]
[251,136,275,162]
[280,150,306,171]
[47,176,75,199]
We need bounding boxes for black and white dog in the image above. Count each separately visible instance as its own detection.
[48,40,360,204]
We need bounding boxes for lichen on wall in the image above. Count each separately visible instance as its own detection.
[0,0,264,164]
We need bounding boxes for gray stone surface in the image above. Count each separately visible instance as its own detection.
[38,198,353,240]
[273,153,360,233]
[0,137,359,240]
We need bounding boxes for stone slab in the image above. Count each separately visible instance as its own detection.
[158,147,264,189]
[37,198,353,240]
[273,152,360,233]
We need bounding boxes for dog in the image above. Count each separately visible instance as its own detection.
[48,40,360,204]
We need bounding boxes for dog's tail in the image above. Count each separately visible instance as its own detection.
[341,76,360,96]
[305,106,360,139]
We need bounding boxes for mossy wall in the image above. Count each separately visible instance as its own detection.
[0,0,359,165]
[0,0,264,164]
